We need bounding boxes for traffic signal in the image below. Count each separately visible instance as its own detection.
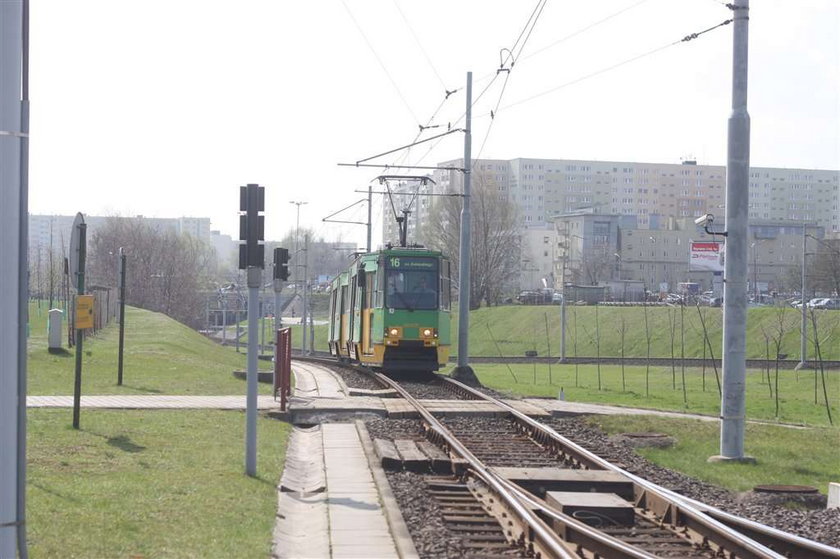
[239,184,265,269]
[274,247,289,281]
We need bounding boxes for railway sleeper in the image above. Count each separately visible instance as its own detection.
[425,477,527,557]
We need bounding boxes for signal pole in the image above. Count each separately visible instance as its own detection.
[453,72,478,385]
[239,184,265,477]
[711,0,753,463]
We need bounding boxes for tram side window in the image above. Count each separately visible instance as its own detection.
[440,260,451,310]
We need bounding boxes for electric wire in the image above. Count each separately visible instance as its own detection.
[341,0,420,124]
[494,17,734,115]
[473,0,548,163]
[521,0,650,65]
[393,0,448,92]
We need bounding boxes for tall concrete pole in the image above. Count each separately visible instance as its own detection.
[712,0,752,463]
[453,72,478,384]
[0,2,25,556]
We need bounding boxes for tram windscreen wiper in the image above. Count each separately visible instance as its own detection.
[394,291,414,312]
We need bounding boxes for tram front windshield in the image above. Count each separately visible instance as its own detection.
[385,259,438,310]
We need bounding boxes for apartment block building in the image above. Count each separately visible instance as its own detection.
[435,157,839,234]
[29,214,214,256]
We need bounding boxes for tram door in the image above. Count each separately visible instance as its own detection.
[361,271,374,355]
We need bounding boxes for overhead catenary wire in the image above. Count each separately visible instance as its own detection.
[392,0,448,92]
[341,0,420,124]
[493,17,734,116]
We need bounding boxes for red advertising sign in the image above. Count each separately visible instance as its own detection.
[690,242,725,272]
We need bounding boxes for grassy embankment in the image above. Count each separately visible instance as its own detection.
[589,415,839,494]
[269,303,840,360]
[26,302,291,557]
[28,303,274,395]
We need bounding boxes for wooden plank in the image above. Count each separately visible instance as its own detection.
[394,439,430,472]
[373,438,402,470]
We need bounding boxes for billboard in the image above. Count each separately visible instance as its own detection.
[690,242,725,272]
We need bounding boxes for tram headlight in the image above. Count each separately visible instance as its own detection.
[420,327,437,339]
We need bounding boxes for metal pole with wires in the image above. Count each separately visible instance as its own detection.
[1,1,28,555]
[711,0,753,463]
[453,72,478,385]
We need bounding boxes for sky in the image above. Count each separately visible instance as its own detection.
[27,0,840,248]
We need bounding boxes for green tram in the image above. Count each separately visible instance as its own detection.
[327,247,452,372]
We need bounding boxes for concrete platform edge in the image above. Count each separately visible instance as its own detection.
[355,420,419,559]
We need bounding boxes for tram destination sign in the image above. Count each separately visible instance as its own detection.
[386,256,437,270]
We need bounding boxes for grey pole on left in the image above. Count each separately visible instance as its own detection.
[1,1,28,556]
[713,0,753,463]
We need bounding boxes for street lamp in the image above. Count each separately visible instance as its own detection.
[289,201,307,293]
[750,240,765,302]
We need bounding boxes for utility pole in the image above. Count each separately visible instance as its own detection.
[1,1,28,555]
[117,248,127,385]
[799,223,807,368]
[290,200,307,294]
[453,72,478,385]
[302,234,309,354]
[711,0,753,463]
[367,185,373,252]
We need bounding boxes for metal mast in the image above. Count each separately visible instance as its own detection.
[712,0,753,463]
[453,72,478,384]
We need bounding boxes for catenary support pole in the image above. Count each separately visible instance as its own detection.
[117,249,126,385]
[306,234,309,355]
[0,1,26,555]
[367,185,373,252]
[245,267,260,476]
[453,72,478,385]
[712,0,753,463]
[799,223,807,367]
[72,223,86,430]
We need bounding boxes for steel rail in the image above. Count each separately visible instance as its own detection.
[443,376,822,559]
[374,371,660,559]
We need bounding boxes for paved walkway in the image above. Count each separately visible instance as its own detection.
[27,394,284,409]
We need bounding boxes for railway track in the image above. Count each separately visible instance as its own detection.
[363,367,840,559]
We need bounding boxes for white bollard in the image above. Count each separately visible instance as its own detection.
[48,308,63,350]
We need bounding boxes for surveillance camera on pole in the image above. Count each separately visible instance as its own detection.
[239,183,264,477]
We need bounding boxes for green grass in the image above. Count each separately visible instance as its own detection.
[261,302,840,361]
[28,408,289,558]
[589,415,839,494]
[450,305,840,360]
[27,302,274,396]
[446,362,839,427]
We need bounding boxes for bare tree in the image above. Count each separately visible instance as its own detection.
[426,177,520,309]
[88,217,216,328]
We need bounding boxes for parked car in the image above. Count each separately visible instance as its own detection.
[807,297,829,308]
[812,298,840,310]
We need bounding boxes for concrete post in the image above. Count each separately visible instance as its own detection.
[712,0,753,463]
